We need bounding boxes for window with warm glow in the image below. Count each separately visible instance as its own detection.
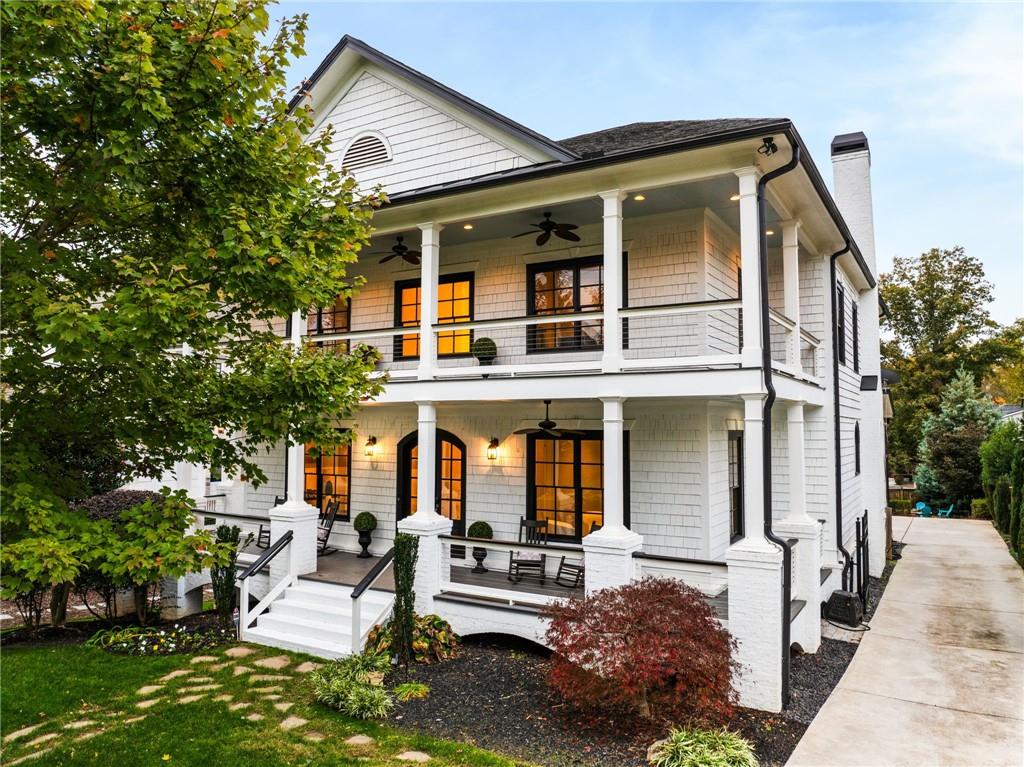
[304,435,351,521]
[528,256,603,352]
[394,274,473,359]
[528,432,605,542]
[307,295,350,353]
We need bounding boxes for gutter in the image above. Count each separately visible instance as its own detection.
[829,246,855,590]
[757,145,801,707]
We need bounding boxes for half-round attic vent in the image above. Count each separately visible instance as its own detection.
[342,133,391,171]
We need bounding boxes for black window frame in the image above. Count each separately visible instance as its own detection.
[854,422,861,475]
[728,430,744,542]
[836,284,847,366]
[525,429,630,544]
[307,295,351,353]
[852,303,860,373]
[304,429,352,522]
[526,255,604,354]
[393,272,475,361]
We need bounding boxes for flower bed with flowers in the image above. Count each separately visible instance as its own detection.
[85,623,234,655]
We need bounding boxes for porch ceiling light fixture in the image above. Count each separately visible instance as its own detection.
[487,437,500,461]
[633,193,646,201]
[729,193,741,202]
[463,223,474,230]
[765,229,775,236]
[364,436,378,458]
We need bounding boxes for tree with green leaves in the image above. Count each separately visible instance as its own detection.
[1,1,383,623]
[913,369,999,509]
[1,0,383,505]
[880,247,1019,476]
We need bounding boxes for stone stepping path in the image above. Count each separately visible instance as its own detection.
[0,644,441,766]
[396,751,432,763]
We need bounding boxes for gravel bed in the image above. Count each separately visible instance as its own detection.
[784,639,859,725]
[388,636,807,767]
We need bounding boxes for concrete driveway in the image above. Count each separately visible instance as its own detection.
[787,517,1024,767]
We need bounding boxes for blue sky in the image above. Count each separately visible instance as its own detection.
[279,1,1023,326]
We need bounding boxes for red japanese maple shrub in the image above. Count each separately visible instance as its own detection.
[543,576,737,722]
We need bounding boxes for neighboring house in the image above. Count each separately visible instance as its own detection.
[174,36,887,714]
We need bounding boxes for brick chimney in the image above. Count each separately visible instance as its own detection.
[830,132,876,275]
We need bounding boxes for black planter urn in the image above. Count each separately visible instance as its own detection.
[471,547,488,573]
[357,530,373,558]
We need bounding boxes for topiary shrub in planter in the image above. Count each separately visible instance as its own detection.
[366,613,459,664]
[392,531,418,665]
[467,520,493,573]
[544,576,737,722]
[353,511,377,558]
[471,336,498,365]
[648,727,758,767]
[311,652,394,719]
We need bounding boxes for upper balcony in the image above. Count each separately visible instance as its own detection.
[281,172,827,394]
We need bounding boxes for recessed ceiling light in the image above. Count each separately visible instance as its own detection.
[633,194,646,201]
[462,223,474,230]
[765,229,775,236]
[729,194,741,202]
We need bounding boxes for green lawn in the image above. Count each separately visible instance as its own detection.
[1,642,526,766]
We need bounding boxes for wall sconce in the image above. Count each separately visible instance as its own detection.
[364,436,378,458]
[486,437,500,461]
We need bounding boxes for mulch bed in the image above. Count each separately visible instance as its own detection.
[389,548,905,766]
[389,636,812,767]
[1,610,223,649]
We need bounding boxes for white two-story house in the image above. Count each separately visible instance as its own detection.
[180,36,888,714]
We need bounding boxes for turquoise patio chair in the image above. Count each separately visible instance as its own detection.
[914,501,933,517]
[937,503,955,518]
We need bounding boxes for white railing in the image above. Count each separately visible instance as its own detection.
[193,506,266,547]
[302,326,418,380]
[768,308,796,369]
[439,535,584,605]
[800,329,821,378]
[619,300,742,368]
[632,552,728,596]
[237,531,295,641]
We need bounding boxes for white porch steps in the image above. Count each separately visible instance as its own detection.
[244,578,394,659]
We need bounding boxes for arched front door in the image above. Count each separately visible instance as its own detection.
[396,429,466,536]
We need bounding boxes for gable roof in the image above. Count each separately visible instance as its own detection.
[560,119,786,157]
[289,35,576,162]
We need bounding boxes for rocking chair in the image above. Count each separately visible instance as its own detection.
[508,519,548,585]
[256,495,285,549]
[317,499,340,556]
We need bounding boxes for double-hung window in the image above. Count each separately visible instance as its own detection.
[527,257,603,352]
[304,433,351,521]
[307,296,350,353]
[394,273,473,360]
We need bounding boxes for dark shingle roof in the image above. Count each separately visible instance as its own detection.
[559,119,786,157]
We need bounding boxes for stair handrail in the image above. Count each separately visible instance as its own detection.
[349,547,395,653]
[237,530,294,641]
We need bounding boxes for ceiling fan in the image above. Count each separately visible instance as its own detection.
[374,236,421,265]
[513,400,584,437]
[513,212,580,246]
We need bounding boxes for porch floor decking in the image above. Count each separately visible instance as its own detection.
[448,564,584,599]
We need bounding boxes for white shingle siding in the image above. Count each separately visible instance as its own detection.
[835,263,863,554]
[315,70,530,195]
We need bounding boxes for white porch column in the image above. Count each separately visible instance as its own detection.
[398,401,452,615]
[781,219,802,369]
[599,190,626,373]
[727,393,785,711]
[736,168,763,368]
[584,397,643,593]
[774,401,822,653]
[417,223,442,381]
[269,308,318,580]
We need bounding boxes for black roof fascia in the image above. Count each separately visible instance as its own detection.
[287,35,577,163]
[384,120,877,289]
